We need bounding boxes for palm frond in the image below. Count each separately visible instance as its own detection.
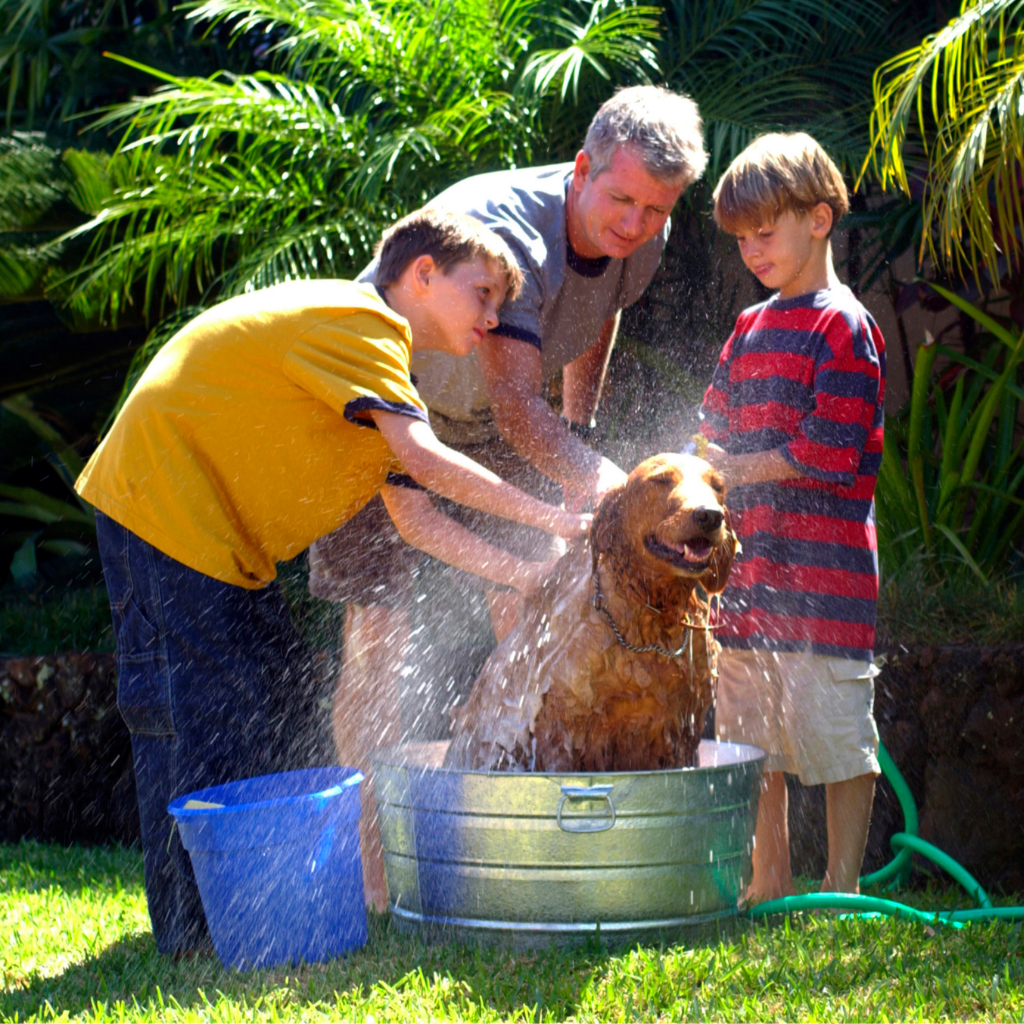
[0,133,116,308]
[60,0,661,329]
[0,132,66,230]
[232,214,378,292]
[0,245,47,297]
[661,0,908,179]
[864,0,1024,283]
[663,0,880,69]
[519,2,661,101]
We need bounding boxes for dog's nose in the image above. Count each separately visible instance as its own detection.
[692,507,724,533]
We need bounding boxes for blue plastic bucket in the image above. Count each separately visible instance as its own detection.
[168,767,367,970]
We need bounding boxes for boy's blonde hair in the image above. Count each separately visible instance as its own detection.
[713,132,849,234]
[375,208,523,300]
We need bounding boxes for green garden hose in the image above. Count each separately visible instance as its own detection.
[888,833,993,909]
[858,743,917,890]
[746,740,1024,925]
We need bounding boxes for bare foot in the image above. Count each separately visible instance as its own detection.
[361,858,389,912]
[364,883,389,914]
[742,880,797,908]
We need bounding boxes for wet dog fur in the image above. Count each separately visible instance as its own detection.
[444,453,737,772]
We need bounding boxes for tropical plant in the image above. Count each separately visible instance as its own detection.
[0,0,255,131]
[877,298,1024,579]
[2,0,118,129]
[0,132,114,305]
[0,393,95,585]
[0,133,150,409]
[865,0,1024,578]
[660,0,920,181]
[59,0,662,330]
[865,0,1024,287]
[0,0,269,432]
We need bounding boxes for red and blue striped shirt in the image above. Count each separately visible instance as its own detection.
[699,286,886,660]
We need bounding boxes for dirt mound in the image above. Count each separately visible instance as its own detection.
[0,653,138,845]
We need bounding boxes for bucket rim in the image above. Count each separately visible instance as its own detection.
[168,767,364,820]
[370,739,766,778]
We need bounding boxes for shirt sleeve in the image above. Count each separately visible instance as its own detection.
[780,310,883,487]
[282,311,428,429]
[384,471,426,490]
[491,235,544,350]
[699,332,735,445]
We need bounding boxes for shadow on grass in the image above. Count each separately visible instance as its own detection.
[0,840,143,897]
[2,912,640,1020]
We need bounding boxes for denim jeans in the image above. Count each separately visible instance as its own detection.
[95,511,316,955]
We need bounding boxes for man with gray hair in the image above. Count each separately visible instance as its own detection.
[311,85,707,909]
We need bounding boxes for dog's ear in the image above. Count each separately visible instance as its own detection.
[701,506,739,595]
[590,482,627,559]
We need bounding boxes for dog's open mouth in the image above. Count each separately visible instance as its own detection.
[645,534,713,571]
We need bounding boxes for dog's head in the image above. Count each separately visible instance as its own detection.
[591,453,737,594]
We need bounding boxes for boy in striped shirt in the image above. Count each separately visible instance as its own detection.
[698,133,886,903]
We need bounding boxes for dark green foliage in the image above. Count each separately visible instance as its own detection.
[0,0,259,131]
[0,584,112,655]
[876,558,1024,646]
[660,0,924,179]
[876,292,1024,581]
[0,132,117,308]
[0,394,98,588]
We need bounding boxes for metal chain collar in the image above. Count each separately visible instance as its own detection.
[591,560,720,660]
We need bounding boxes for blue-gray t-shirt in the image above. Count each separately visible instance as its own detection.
[361,163,668,442]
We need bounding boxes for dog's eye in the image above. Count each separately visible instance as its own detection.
[648,475,676,487]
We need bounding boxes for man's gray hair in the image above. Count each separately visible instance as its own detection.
[584,85,707,187]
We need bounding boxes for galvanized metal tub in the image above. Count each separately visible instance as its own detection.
[371,739,764,948]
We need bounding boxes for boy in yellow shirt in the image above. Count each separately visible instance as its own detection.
[76,209,587,955]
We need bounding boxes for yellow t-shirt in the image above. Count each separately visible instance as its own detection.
[75,280,427,588]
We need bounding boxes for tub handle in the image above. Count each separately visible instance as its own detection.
[556,784,616,833]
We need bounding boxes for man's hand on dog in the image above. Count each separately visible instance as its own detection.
[564,456,627,513]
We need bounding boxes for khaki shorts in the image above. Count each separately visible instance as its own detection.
[308,435,563,607]
[715,648,881,786]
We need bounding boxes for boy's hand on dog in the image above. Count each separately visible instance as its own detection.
[703,443,732,478]
[547,509,593,540]
[705,442,805,487]
[563,485,590,513]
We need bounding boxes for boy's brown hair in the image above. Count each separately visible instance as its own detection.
[375,208,524,300]
[713,132,849,234]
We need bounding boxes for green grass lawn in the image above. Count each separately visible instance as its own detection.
[2,842,1022,1022]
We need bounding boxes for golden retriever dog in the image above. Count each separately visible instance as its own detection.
[444,453,737,773]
